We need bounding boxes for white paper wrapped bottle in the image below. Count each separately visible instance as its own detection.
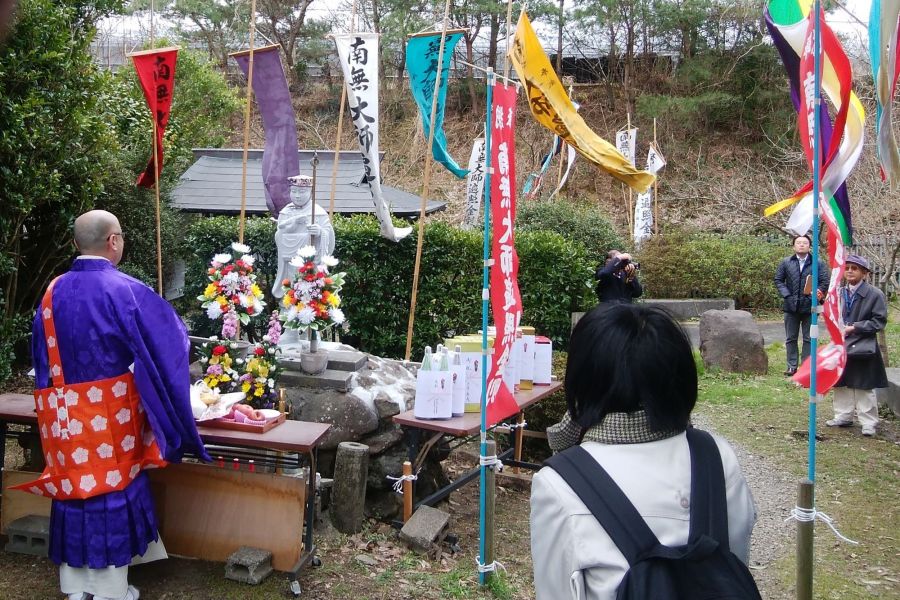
[450,345,466,416]
[518,326,535,390]
[414,345,452,420]
[534,336,553,385]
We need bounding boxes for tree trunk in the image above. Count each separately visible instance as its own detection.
[488,12,499,70]
[465,35,477,109]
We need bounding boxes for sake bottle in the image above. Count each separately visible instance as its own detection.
[421,345,433,371]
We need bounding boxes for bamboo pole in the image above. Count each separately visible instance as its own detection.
[653,117,659,236]
[328,89,346,219]
[626,113,634,237]
[482,439,497,585]
[402,460,413,522]
[152,110,164,296]
[796,480,814,600]
[404,0,453,362]
[237,0,258,244]
[503,0,515,80]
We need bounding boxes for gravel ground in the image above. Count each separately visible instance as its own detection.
[693,412,795,599]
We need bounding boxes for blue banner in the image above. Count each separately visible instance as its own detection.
[406,33,468,178]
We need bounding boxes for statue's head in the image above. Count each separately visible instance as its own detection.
[287,175,313,208]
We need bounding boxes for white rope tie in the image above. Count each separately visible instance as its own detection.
[476,555,507,574]
[386,471,419,494]
[479,453,503,472]
[785,506,859,545]
[506,420,528,430]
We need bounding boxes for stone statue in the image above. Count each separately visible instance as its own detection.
[272,175,336,298]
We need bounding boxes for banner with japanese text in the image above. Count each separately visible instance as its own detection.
[485,83,522,427]
[462,138,486,229]
[131,47,178,188]
[508,12,654,193]
[334,33,411,241]
[869,0,900,184]
[233,45,299,217]
[615,128,637,166]
[632,145,666,245]
[406,33,468,178]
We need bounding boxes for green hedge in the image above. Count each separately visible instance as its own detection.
[517,199,624,266]
[182,214,596,358]
[637,231,788,310]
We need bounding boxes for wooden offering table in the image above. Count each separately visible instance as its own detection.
[392,381,562,514]
[0,393,330,596]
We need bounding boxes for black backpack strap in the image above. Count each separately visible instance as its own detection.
[685,428,730,550]
[544,445,660,566]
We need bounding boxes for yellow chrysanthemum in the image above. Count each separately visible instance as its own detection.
[254,386,264,397]
[217,296,228,307]
[327,294,340,307]
[242,382,251,393]
[204,283,217,298]
[251,284,262,298]
[282,296,292,307]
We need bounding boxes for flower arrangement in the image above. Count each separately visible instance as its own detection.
[197,337,241,393]
[239,312,283,409]
[280,246,347,332]
[198,242,266,338]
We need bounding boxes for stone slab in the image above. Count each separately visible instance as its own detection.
[280,368,353,392]
[5,515,50,557]
[572,298,737,331]
[399,505,450,553]
[225,545,274,585]
[324,350,368,372]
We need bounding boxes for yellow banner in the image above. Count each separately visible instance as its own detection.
[508,12,655,193]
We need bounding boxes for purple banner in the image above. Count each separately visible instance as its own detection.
[233,45,299,217]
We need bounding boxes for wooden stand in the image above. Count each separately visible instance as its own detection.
[202,412,286,434]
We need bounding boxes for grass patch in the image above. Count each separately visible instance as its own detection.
[697,330,899,599]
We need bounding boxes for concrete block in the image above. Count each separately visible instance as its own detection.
[5,515,50,557]
[399,505,450,553]
[876,368,900,417]
[280,368,354,392]
[225,546,273,585]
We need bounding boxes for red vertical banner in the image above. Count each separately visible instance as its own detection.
[485,83,521,427]
[131,47,178,189]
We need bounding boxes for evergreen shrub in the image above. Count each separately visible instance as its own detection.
[182,214,595,358]
[637,230,787,310]
[516,199,624,266]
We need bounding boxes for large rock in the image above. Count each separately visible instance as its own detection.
[699,310,768,375]
[875,368,900,417]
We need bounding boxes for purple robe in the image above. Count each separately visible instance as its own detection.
[31,258,210,568]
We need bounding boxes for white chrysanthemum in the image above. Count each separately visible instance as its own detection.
[329,308,346,325]
[213,253,232,265]
[285,305,299,323]
[322,255,339,267]
[297,306,316,325]
[252,298,264,314]
[289,255,308,268]
[206,303,223,320]
[238,294,251,308]
[297,245,316,258]
[241,254,256,266]
[231,242,251,254]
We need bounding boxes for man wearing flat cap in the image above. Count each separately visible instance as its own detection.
[827,254,888,437]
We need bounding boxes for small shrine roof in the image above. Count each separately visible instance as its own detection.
[171,148,446,216]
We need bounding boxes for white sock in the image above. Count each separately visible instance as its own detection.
[94,585,139,600]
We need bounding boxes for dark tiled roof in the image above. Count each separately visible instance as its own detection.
[171,148,445,216]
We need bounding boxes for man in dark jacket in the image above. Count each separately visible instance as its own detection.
[774,234,829,376]
[595,250,642,305]
[827,254,888,437]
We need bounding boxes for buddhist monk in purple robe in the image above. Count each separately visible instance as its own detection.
[30,210,210,600]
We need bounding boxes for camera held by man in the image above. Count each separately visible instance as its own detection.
[595,250,643,305]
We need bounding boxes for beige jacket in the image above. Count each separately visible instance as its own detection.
[530,432,757,600]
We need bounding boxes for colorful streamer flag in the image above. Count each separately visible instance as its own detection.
[334,33,412,242]
[869,0,900,184]
[522,137,560,198]
[763,0,861,243]
[508,12,654,193]
[792,197,847,393]
[462,138,486,229]
[633,145,666,246]
[548,144,577,200]
[406,33,468,178]
[131,47,178,188]
[232,45,299,217]
[486,83,523,427]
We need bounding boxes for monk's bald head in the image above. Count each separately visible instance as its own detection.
[74,210,120,254]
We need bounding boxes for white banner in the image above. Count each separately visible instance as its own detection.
[334,33,411,242]
[462,138,486,229]
[615,127,637,166]
[633,144,665,245]
[548,144,577,200]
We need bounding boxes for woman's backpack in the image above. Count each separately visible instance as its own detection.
[544,428,762,600]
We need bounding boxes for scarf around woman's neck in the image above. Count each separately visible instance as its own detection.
[547,409,683,452]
